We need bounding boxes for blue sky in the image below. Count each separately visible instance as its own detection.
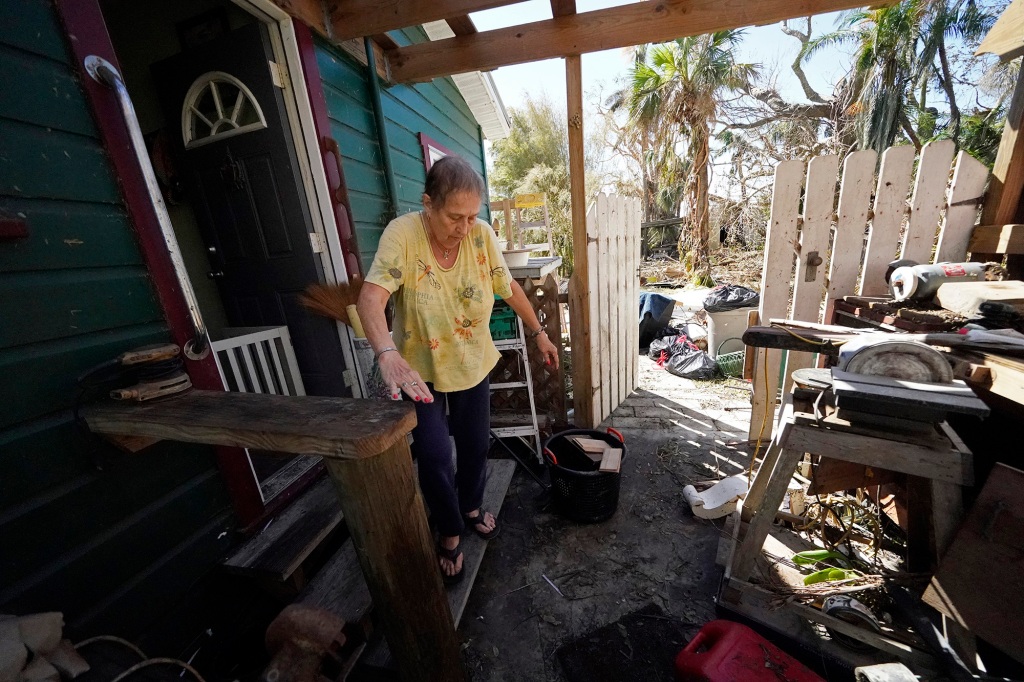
[470,1,853,118]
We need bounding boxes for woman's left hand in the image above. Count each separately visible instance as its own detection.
[536,332,559,369]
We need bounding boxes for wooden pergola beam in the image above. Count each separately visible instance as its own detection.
[327,0,516,40]
[551,0,577,17]
[388,0,893,82]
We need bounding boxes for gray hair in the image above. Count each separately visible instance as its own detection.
[423,156,484,207]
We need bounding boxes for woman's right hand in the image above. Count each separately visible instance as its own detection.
[378,351,433,403]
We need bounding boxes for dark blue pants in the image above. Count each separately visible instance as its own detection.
[410,377,490,537]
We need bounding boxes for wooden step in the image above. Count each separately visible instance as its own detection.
[361,459,516,671]
[222,475,343,582]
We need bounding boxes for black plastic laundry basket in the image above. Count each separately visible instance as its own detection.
[543,428,626,523]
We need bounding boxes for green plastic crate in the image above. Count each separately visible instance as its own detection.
[489,298,518,340]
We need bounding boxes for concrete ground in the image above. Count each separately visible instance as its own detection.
[460,354,754,681]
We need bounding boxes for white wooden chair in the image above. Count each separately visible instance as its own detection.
[749,141,990,440]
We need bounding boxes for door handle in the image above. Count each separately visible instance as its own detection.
[207,270,224,279]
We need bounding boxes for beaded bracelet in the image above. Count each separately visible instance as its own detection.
[527,327,546,340]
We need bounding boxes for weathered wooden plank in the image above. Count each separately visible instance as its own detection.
[0,45,96,136]
[731,445,803,581]
[861,145,915,296]
[0,0,70,63]
[749,160,804,441]
[0,324,170,430]
[598,192,613,423]
[824,150,876,324]
[70,511,233,638]
[966,223,1024,255]
[8,473,230,628]
[937,151,990,262]
[388,0,896,82]
[0,200,143,272]
[923,463,1024,665]
[82,391,419,460]
[626,195,634,393]
[610,195,622,413]
[981,66,1024,227]
[935,280,1024,317]
[0,268,161,348]
[787,154,839,388]
[903,140,956,263]
[0,415,97,509]
[567,54,594,427]
[1,445,221,592]
[222,476,343,581]
[977,0,1024,61]
[326,0,517,40]
[0,121,122,204]
[784,424,972,485]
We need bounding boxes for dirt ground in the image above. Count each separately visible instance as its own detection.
[460,354,755,681]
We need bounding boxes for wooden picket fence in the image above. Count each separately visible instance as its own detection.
[569,193,643,428]
[749,140,989,439]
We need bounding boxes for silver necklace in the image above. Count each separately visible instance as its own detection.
[425,211,454,260]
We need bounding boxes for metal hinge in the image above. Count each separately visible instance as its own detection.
[269,60,287,89]
[309,232,326,253]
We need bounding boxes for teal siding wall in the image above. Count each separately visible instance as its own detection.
[314,29,490,272]
[0,0,233,640]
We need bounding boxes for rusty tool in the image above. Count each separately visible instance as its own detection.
[262,605,346,682]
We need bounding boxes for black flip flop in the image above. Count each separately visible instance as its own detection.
[438,540,464,586]
[464,510,500,540]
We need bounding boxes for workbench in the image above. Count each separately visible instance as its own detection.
[81,390,466,682]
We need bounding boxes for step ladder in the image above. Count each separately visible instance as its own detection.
[490,314,543,463]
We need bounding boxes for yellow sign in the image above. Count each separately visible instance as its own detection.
[514,193,546,208]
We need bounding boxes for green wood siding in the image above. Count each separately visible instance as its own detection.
[0,0,233,639]
[314,30,490,272]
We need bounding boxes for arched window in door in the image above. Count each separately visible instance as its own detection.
[181,71,267,149]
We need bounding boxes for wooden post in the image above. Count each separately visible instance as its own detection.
[982,65,1024,227]
[325,441,464,681]
[566,54,593,427]
[80,392,465,682]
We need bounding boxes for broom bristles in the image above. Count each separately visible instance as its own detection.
[299,277,363,325]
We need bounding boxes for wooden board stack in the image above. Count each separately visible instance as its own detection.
[567,436,622,473]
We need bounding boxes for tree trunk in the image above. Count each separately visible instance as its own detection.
[681,118,712,285]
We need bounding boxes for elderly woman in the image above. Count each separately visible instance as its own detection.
[357,156,559,585]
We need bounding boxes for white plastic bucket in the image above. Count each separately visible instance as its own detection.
[706,307,756,358]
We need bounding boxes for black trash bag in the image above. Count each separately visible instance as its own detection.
[703,284,760,312]
[648,334,683,361]
[665,346,718,380]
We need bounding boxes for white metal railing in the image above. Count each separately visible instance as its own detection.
[212,326,305,396]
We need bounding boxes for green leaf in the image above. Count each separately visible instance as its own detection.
[802,568,859,585]
[792,550,851,568]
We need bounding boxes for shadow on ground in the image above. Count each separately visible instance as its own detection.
[461,356,755,681]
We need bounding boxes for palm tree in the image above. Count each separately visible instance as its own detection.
[626,31,757,285]
[805,0,995,153]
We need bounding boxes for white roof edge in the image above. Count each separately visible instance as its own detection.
[421,21,511,140]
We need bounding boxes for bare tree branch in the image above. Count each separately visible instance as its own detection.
[899,110,922,150]
[781,18,827,104]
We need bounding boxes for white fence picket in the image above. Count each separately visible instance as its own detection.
[825,149,877,323]
[749,160,805,441]
[903,139,956,263]
[786,155,839,388]
[585,197,602,427]
[936,151,990,262]
[861,145,916,295]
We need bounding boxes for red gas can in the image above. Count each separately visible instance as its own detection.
[674,620,824,682]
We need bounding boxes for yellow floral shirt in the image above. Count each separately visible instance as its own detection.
[365,211,514,392]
